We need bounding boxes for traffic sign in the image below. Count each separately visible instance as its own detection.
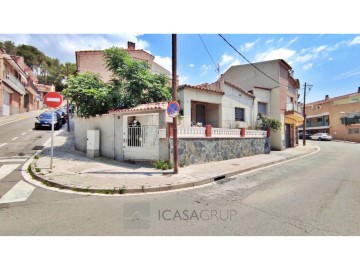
[44,92,63,108]
[167,101,180,118]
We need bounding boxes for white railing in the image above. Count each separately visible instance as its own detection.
[212,128,240,138]
[178,127,206,138]
[245,129,267,138]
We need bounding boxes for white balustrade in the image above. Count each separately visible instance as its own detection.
[212,128,240,138]
[245,129,267,138]
[178,127,206,138]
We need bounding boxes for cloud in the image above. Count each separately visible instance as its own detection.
[349,36,360,46]
[154,55,172,71]
[240,39,260,51]
[295,54,313,63]
[335,69,360,80]
[254,48,296,62]
[328,57,333,61]
[265,39,274,44]
[219,53,234,66]
[200,64,212,76]
[287,36,298,46]
[189,63,195,68]
[278,38,284,43]
[0,34,150,63]
[302,63,313,70]
[314,45,327,52]
[179,75,189,85]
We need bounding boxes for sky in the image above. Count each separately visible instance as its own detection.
[1,34,359,103]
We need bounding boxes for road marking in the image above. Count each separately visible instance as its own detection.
[0,180,35,204]
[28,129,32,132]
[11,137,18,141]
[0,164,21,181]
[0,159,27,163]
[22,132,27,136]
[0,143,6,148]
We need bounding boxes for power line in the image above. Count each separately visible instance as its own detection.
[198,34,220,76]
[218,34,298,91]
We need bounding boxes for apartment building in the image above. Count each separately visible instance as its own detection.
[304,89,360,143]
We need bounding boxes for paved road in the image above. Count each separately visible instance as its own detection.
[0,116,57,203]
[0,129,359,235]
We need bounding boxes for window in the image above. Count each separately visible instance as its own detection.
[317,117,322,122]
[235,107,245,121]
[348,128,360,134]
[258,102,267,115]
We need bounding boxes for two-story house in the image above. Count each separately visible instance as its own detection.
[178,59,303,150]
[0,49,27,116]
[222,59,303,150]
[75,41,171,83]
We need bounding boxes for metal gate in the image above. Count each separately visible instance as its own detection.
[3,91,10,116]
[123,125,159,161]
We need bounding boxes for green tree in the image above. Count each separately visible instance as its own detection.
[62,72,121,118]
[104,47,171,108]
[0,40,17,54]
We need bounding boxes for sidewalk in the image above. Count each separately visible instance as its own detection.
[0,110,45,126]
[28,126,320,194]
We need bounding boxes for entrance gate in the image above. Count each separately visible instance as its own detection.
[123,125,159,161]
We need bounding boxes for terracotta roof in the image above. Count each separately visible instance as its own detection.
[109,102,168,113]
[224,80,255,98]
[306,91,360,106]
[178,84,224,95]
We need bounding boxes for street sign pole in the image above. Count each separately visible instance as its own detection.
[50,108,54,170]
[43,91,63,170]
[172,34,178,174]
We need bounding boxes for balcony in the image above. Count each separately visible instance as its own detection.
[285,103,304,122]
[2,71,26,95]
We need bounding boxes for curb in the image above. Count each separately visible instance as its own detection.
[27,145,320,196]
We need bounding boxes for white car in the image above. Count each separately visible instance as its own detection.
[310,133,333,141]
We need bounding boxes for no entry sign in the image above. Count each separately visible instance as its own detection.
[44,92,63,108]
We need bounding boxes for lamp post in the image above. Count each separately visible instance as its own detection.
[340,112,346,142]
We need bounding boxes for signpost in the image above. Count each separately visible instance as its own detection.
[167,101,180,118]
[43,92,63,170]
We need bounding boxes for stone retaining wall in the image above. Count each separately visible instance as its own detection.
[170,138,271,166]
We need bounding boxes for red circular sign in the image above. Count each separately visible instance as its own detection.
[43,92,63,108]
[167,101,180,118]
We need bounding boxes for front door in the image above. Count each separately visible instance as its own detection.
[285,124,291,148]
[3,91,10,116]
[196,104,206,126]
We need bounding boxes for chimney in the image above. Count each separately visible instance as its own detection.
[127,42,135,50]
[358,87,360,93]
[325,95,329,101]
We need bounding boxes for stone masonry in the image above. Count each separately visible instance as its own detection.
[170,138,271,167]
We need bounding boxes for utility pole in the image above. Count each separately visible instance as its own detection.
[172,34,179,174]
[303,83,307,146]
[302,82,313,146]
[66,64,70,132]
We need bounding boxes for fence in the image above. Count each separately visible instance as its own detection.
[245,129,267,138]
[177,127,206,138]
[176,127,267,138]
[212,128,240,137]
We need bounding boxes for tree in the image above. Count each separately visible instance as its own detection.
[257,113,282,132]
[104,47,171,108]
[62,72,121,118]
[0,41,17,54]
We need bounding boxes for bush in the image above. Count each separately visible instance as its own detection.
[154,160,173,170]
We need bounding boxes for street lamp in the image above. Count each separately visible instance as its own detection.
[340,111,346,142]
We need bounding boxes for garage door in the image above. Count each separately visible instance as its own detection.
[3,91,10,116]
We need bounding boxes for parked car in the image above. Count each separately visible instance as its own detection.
[56,108,67,124]
[35,111,63,130]
[310,133,333,141]
[299,132,311,139]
